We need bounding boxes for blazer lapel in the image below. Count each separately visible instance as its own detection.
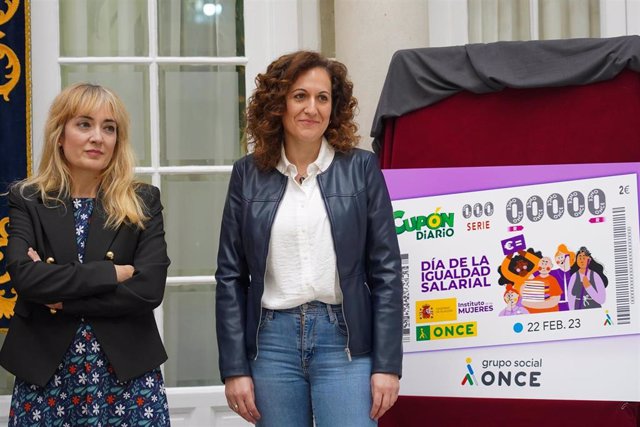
[35,197,78,263]
[84,198,118,262]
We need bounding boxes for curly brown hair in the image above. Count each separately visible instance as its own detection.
[246,50,359,170]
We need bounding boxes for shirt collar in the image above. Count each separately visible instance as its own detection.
[276,138,335,176]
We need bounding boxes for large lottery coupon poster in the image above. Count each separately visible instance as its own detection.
[384,163,640,401]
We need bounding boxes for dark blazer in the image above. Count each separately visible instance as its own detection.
[0,184,170,387]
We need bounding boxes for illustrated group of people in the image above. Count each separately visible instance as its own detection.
[498,243,608,316]
[1,50,403,426]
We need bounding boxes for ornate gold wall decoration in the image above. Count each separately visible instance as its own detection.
[0,217,9,286]
[0,0,20,26]
[0,0,21,101]
[0,216,15,320]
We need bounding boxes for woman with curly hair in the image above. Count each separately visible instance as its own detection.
[216,51,402,426]
[1,83,170,426]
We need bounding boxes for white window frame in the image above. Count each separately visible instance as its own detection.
[17,1,320,425]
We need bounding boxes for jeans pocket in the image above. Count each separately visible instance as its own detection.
[332,309,348,336]
[258,309,274,331]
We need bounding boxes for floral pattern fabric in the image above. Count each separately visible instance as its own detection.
[72,197,93,264]
[9,198,170,426]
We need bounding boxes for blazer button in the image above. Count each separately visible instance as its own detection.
[45,257,55,264]
[50,308,57,314]
[105,251,115,261]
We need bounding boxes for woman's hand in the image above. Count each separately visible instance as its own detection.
[225,375,261,424]
[27,247,41,262]
[370,373,400,421]
[114,264,134,283]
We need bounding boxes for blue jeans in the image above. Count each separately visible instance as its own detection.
[250,301,376,427]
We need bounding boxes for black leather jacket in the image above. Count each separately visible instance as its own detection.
[215,148,402,382]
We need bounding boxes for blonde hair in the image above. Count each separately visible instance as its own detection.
[17,82,148,229]
[555,244,576,266]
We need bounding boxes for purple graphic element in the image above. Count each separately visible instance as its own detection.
[501,234,526,255]
[383,162,640,351]
[382,162,640,202]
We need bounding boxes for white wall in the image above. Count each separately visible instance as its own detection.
[334,1,429,150]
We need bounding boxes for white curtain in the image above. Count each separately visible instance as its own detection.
[468,0,600,43]
[468,0,531,43]
[539,0,600,39]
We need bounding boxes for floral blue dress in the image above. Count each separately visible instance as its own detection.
[9,198,170,426]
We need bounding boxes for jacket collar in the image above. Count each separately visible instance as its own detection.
[35,195,118,263]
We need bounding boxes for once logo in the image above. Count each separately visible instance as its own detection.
[416,321,477,341]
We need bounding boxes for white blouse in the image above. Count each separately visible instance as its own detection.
[261,139,342,309]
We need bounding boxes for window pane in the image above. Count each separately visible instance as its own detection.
[159,65,243,166]
[157,0,244,57]
[60,0,148,57]
[161,174,230,276]
[61,65,151,167]
[163,283,221,386]
[135,174,153,185]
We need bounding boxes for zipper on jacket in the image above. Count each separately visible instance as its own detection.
[254,307,263,361]
[364,281,371,294]
[254,174,287,361]
[342,312,351,362]
[317,175,352,362]
[341,301,352,362]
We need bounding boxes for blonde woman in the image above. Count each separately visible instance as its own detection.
[1,83,170,426]
[552,243,575,311]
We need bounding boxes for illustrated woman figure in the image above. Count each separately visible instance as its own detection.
[567,246,607,310]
